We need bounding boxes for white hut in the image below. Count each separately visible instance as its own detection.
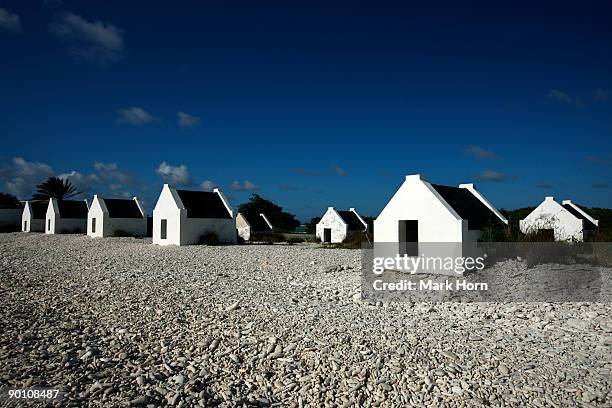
[45,198,88,234]
[87,195,146,238]
[22,201,47,232]
[236,213,273,241]
[519,197,598,241]
[152,184,236,246]
[316,207,368,243]
[373,175,507,273]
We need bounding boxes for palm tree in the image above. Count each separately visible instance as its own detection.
[32,177,80,200]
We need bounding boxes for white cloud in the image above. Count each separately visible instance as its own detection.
[0,157,54,198]
[0,8,22,33]
[0,157,149,202]
[475,170,512,182]
[177,112,200,128]
[94,161,139,186]
[547,89,573,104]
[117,106,155,125]
[594,88,609,102]
[200,180,216,191]
[333,165,348,177]
[57,170,101,194]
[465,145,499,160]
[156,162,192,185]
[229,180,259,191]
[49,12,124,64]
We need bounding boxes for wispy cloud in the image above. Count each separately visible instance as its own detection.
[0,157,148,200]
[156,162,192,185]
[117,106,155,125]
[200,180,216,191]
[593,88,609,102]
[229,180,259,191]
[93,161,141,188]
[57,170,101,194]
[177,112,200,128]
[592,182,609,189]
[586,154,612,166]
[49,12,124,65]
[334,165,348,177]
[547,89,574,104]
[465,145,499,160]
[475,170,512,182]
[0,157,54,197]
[0,8,22,33]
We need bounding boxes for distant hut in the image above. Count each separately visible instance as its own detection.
[316,207,368,243]
[236,213,273,241]
[87,195,147,238]
[45,198,88,234]
[520,197,598,241]
[22,201,47,232]
[152,184,236,246]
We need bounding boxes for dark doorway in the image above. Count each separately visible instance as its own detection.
[536,228,555,241]
[323,228,332,243]
[399,220,418,256]
[24,221,27,231]
[160,219,167,239]
[146,216,153,237]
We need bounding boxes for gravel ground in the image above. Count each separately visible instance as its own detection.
[0,233,610,407]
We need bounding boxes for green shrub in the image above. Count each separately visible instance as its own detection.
[250,232,286,244]
[286,237,305,244]
[330,231,370,249]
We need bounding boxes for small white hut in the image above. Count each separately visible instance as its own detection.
[45,198,89,234]
[316,207,368,243]
[236,213,273,241]
[87,195,147,238]
[152,184,237,246]
[519,196,598,241]
[22,201,47,232]
[373,174,507,275]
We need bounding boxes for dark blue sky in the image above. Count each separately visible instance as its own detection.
[1,0,611,221]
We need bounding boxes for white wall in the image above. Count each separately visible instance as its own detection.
[87,197,105,237]
[520,197,584,241]
[45,199,57,234]
[0,208,22,231]
[236,213,251,241]
[153,185,182,245]
[316,208,348,243]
